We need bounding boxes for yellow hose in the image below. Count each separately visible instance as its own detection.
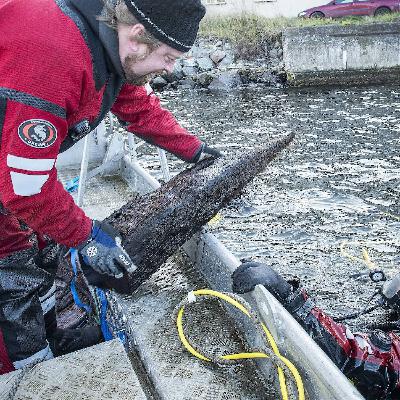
[176,289,305,400]
[261,322,304,399]
[340,241,377,270]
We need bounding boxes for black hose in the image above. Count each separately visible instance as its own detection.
[333,291,380,322]
[333,304,380,322]
[367,320,400,331]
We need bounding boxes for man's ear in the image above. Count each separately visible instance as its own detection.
[128,23,146,51]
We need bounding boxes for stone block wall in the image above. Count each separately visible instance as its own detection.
[283,22,400,86]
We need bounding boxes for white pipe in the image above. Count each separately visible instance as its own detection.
[157,148,171,181]
[77,135,90,207]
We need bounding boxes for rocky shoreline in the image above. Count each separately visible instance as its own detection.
[151,37,287,91]
[151,20,400,90]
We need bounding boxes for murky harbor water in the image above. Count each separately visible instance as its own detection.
[154,84,400,330]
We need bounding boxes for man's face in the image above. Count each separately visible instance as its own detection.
[118,23,184,85]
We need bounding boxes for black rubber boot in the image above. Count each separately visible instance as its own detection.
[48,325,104,357]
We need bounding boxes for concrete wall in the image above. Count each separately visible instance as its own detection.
[204,0,324,18]
[282,22,400,85]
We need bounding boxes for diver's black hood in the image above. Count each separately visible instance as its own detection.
[67,0,125,80]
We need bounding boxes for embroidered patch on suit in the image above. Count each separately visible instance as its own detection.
[18,119,57,149]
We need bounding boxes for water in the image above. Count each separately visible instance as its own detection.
[155,84,400,330]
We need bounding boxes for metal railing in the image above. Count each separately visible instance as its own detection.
[76,113,171,206]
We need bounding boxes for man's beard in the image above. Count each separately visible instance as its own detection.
[122,53,156,86]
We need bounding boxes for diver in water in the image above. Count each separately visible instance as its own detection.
[232,261,400,400]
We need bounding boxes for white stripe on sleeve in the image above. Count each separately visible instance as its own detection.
[7,155,55,171]
[10,172,49,196]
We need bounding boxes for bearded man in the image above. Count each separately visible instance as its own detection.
[0,0,219,374]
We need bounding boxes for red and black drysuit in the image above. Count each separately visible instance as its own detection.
[289,290,400,399]
[0,0,203,373]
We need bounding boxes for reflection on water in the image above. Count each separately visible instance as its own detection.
[158,85,400,329]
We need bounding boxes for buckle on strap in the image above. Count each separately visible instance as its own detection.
[69,120,91,142]
[0,202,7,215]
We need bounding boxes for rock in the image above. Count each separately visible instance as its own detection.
[151,76,168,90]
[197,57,214,71]
[240,69,286,87]
[208,71,242,91]
[182,66,198,77]
[239,68,261,84]
[182,58,197,67]
[269,48,279,60]
[218,53,234,67]
[210,49,226,65]
[237,68,280,86]
[191,46,208,59]
[197,72,214,87]
[259,72,279,85]
[276,70,287,84]
[178,78,196,89]
[165,62,184,82]
[215,40,223,48]
[166,82,177,90]
[238,69,251,85]
[271,65,279,73]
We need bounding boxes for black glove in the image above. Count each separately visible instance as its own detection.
[76,220,136,278]
[194,143,222,163]
[232,262,293,301]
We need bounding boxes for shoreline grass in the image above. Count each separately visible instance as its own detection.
[199,13,400,57]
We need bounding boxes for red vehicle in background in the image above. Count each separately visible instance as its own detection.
[299,0,400,18]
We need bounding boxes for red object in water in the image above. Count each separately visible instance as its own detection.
[298,0,400,18]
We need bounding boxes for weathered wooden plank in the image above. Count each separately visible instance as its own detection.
[100,133,294,293]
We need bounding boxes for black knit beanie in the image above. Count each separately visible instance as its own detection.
[122,0,206,52]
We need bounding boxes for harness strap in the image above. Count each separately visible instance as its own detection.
[70,249,92,314]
